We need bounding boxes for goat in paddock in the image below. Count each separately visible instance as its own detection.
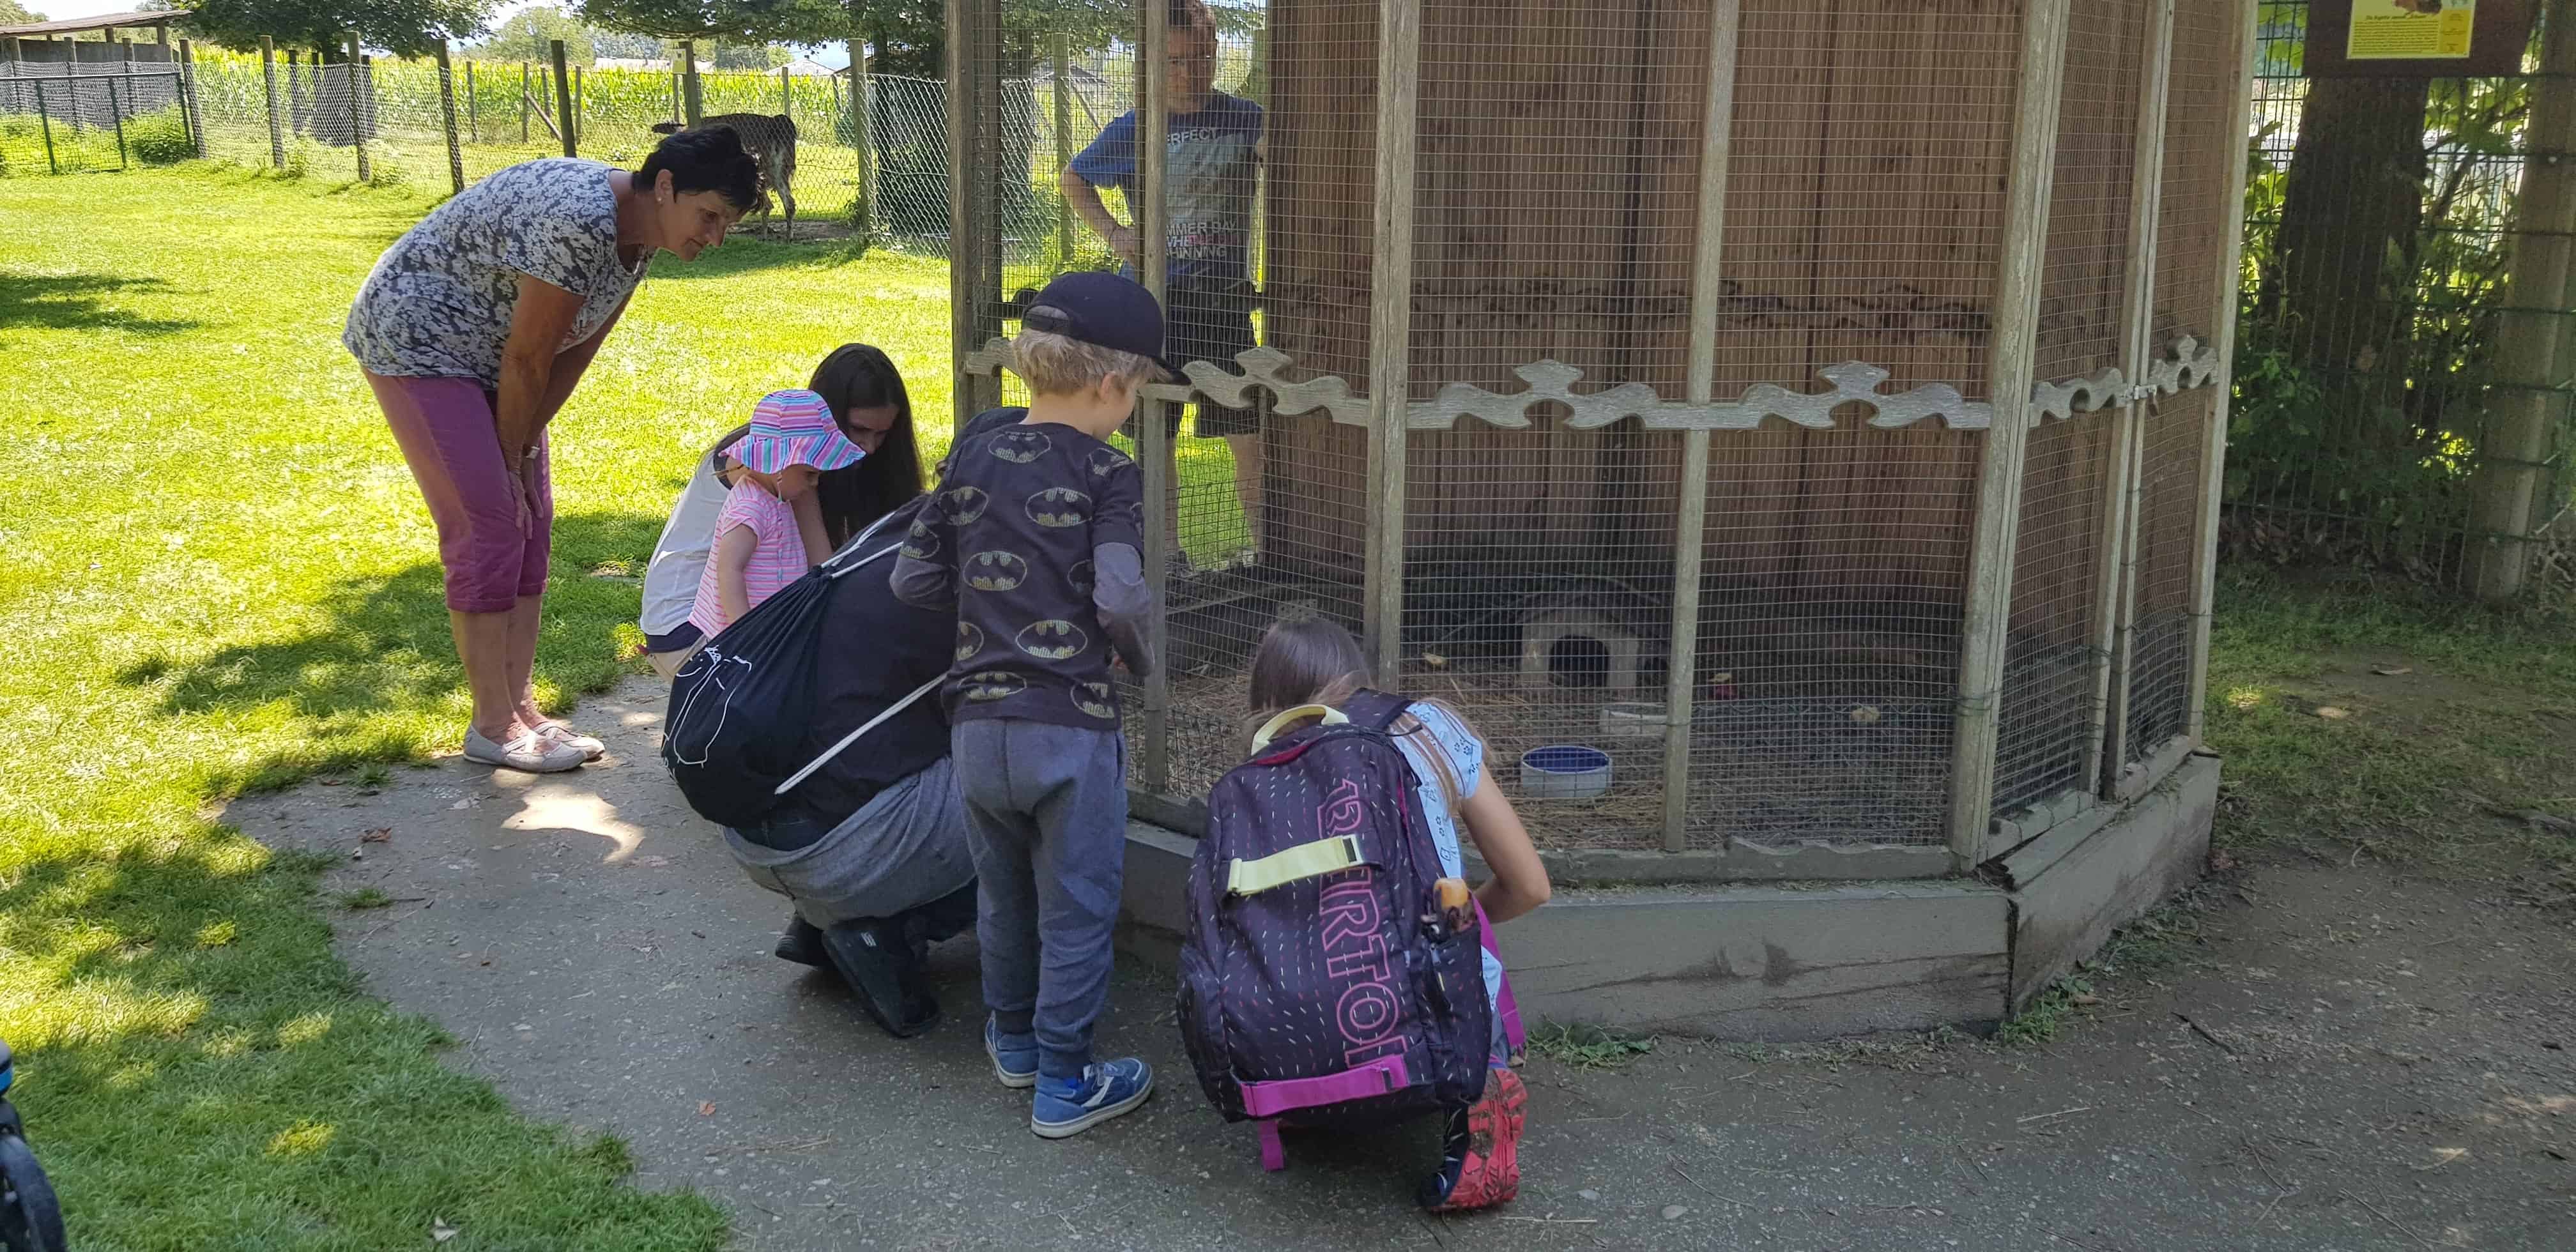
[652,114,799,240]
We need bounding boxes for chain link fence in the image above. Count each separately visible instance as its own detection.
[2232,1,2576,586]
[10,42,1128,265]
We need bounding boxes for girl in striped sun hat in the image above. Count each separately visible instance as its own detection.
[687,389,866,640]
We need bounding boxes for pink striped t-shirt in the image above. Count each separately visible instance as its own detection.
[687,479,809,636]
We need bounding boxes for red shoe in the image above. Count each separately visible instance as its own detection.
[1422,1067,1527,1212]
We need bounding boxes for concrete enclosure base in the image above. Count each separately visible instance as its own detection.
[1113,754,2220,1040]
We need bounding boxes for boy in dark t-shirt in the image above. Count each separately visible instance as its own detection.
[893,271,1163,1140]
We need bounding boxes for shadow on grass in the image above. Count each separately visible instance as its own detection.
[0,272,198,336]
[112,509,668,793]
[0,837,728,1247]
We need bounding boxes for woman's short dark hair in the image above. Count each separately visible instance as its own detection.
[638,126,762,214]
[807,344,924,547]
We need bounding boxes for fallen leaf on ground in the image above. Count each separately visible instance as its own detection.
[699,1101,717,1117]
[2315,706,2352,720]
[2415,1147,2469,1170]
[431,1218,459,1242]
[2373,666,2413,676]
[361,828,391,843]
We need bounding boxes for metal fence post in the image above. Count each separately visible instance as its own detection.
[261,36,284,167]
[434,41,465,194]
[179,38,204,158]
[550,40,575,158]
[345,34,369,181]
[573,65,583,142]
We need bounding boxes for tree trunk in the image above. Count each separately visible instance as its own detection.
[2265,75,2430,408]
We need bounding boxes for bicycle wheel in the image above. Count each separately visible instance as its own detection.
[0,1131,65,1252]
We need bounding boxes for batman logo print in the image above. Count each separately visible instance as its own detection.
[1070,682,1116,719]
[939,485,990,526]
[1068,559,1096,597]
[989,429,1053,464]
[1086,446,1133,480]
[1027,487,1092,528]
[1015,619,1089,660]
[955,621,984,663]
[961,671,1027,702]
[964,551,1029,592]
[899,519,940,561]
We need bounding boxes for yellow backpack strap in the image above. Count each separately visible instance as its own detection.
[1227,834,1367,897]
[1250,703,1349,752]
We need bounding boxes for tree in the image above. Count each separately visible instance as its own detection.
[182,0,498,58]
[578,0,1168,79]
[462,5,593,63]
[0,1,42,27]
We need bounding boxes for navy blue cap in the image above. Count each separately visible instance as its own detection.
[1023,271,1177,381]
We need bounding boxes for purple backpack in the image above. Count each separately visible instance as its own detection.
[1175,691,1494,1172]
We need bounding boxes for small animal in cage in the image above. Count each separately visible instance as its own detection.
[652,113,799,238]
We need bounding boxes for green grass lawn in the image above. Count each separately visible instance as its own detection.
[0,160,1251,1249]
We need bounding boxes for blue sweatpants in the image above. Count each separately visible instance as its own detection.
[952,718,1128,1080]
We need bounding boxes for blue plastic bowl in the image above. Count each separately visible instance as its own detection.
[1520,744,1613,800]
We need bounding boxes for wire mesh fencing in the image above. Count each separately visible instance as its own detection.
[2233,1,2576,585]
[0,59,194,176]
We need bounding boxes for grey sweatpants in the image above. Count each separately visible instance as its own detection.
[723,757,974,928]
[952,717,1128,1081]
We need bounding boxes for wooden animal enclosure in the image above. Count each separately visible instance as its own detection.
[947,0,2255,874]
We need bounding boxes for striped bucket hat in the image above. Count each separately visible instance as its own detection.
[737,388,866,474]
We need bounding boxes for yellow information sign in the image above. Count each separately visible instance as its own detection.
[2348,0,2478,61]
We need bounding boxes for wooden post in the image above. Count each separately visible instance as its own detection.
[33,77,54,176]
[1053,32,1073,268]
[520,62,530,142]
[346,33,369,181]
[946,0,985,432]
[287,49,302,138]
[680,41,703,125]
[1365,0,1423,685]
[109,59,130,170]
[2184,0,2267,744]
[1946,0,2072,866]
[2084,0,2177,805]
[261,36,285,167]
[1138,0,1176,790]
[466,61,477,141]
[779,63,791,118]
[551,40,576,157]
[155,22,167,47]
[434,41,465,194]
[178,38,204,158]
[1660,1,1742,854]
[848,36,873,233]
[2466,0,2576,600]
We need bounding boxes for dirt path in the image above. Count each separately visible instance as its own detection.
[224,677,2576,1250]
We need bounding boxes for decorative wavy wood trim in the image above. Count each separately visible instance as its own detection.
[958,335,2223,433]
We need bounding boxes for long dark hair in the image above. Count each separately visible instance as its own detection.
[806,344,924,546]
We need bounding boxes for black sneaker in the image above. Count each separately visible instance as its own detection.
[774,916,829,968]
[821,920,941,1039]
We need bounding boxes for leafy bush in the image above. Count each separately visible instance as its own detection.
[126,107,196,165]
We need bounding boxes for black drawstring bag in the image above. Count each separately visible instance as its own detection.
[663,513,924,828]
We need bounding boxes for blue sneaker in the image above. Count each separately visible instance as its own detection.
[985,1018,1038,1090]
[1030,1058,1154,1139]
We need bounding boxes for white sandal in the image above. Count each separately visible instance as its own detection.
[464,727,588,774]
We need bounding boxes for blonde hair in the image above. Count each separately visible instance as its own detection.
[1013,307,1160,397]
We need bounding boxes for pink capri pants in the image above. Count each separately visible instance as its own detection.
[368,372,554,614]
